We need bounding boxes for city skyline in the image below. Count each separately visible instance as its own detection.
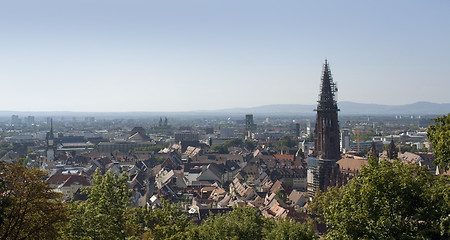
[1,1,449,112]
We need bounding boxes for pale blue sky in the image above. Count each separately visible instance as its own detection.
[0,0,449,112]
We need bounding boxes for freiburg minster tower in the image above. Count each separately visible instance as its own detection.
[307,60,342,196]
[313,59,340,160]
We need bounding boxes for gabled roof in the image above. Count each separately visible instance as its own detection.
[218,194,231,208]
[184,162,209,172]
[130,127,146,136]
[208,187,226,200]
[225,160,240,172]
[337,157,368,172]
[184,146,202,158]
[93,157,112,169]
[269,180,285,194]
[206,163,225,177]
[161,158,177,170]
[269,168,306,180]
[0,151,19,163]
[197,208,233,222]
[288,190,305,205]
[273,154,295,161]
[47,174,72,185]
[241,165,259,176]
[193,154,244,163]
[398,152,421,163]
[60,175,90,187]
[128,132,150,142]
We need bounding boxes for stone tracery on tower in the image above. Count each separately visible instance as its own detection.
[313,60,341,161]
[307,60,343,196]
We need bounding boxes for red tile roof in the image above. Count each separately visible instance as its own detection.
[61,175,90,187]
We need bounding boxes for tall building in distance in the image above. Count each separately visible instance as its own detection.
[307,60,342,196]
[340,129,351,153]
[11,115,20,125]
[245,114,256,138]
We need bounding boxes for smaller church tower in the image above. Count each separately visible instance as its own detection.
[44,119,56,169]
[367,141,379,159]
[387,139,397,160]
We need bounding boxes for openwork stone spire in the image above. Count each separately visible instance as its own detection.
[317,59,338,111]
[313,60,341,160]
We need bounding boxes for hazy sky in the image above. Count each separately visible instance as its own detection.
[1,0,449,112]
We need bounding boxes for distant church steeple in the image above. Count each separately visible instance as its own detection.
[313,60,341,160]
[368,141,379,159]
[44,119,56,169]
[49,119,54,140]
[387,138,397,159]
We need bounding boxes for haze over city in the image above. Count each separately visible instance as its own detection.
[1,0,449,112]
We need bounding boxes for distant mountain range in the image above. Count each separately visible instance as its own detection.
[214,101,450,116]
[0,102,448,118]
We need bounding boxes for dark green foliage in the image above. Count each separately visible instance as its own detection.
[350,130,376,142]
[0,162,68,240]
[277,136,297,152]
[209,144,229,154]
[224,138,243,148]
[264,218,316,240]
[192,207,269,240]
[135,200,193,240]
[427,113,450,171]
[244,139,257,151]
[275,190,289,204]
[367,154,378,167]
[309,159,450,239]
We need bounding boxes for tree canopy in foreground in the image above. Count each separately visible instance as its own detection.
[427,113,450,172]
[191,206,316,240]
[309,158,450,239]
[0,161,67,240]
[62,169,132,240]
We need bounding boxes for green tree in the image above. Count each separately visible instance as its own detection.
[135,200,193,240]
[309,159,450,239]
[0,142,13,158]
[277,136,297,152]
[244,139,257,151]
[0,162,68,240]
[62,169,132,240]
[209,145,229,154]
[264,218,316,240]
[191,207,269,240]
[0,177,8,227]
[427,113,450,171]
[190,207,315,240]
[224,138,243,148]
